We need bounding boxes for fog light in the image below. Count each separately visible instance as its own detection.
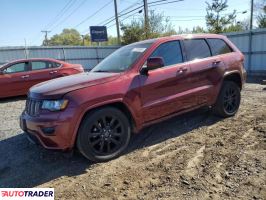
[41,127,55,135]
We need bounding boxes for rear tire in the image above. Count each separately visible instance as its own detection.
[213,81,241,117]
[77,107,131,162]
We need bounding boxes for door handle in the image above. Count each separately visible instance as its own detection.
[212,60,221,67]
[176,67,188,75]
[49,71,58,74]
[21,75,29,78]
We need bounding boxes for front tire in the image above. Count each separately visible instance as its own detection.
[77,107,131,162]
[213,81,241,117]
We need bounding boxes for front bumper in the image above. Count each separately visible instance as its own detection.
[20,111,74,150]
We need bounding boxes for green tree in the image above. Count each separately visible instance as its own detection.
[205,0,236,33]
[257,2,266,28]
[192,26,206,33]
[46,29,82,46]
[121,11,176,45]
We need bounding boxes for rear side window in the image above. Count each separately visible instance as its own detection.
[150,41,183,66]
[52,62,61,68]
[207,38,233,55]
[31,61,60,70]
[31,61,48,70]
[183,39,211,61]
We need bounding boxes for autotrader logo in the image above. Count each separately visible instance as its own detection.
[0,188,54,200]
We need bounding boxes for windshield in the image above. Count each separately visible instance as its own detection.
[91,42,152,73]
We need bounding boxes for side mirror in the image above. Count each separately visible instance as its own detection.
[147,57,164,70]
[141,57,165,75]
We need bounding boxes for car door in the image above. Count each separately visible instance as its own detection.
[182,39,225,106]
[28,60,58,87]
[0,61,31,98]
[139,40,192,122]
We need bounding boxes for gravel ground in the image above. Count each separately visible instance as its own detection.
[0,83,265,200]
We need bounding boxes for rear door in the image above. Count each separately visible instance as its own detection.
[139,40,192,122]
[28,60,59,87]
[0,61,31,97]
[182,39,225,106]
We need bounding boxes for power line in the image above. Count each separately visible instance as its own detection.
[102,0,184,27]
[50,0,88,32]
[108,10,143,28]
[81,0,143,34]
[43,0,75,30]
[96,0,142,26]
[74,0,113,28]
[30,0,76,45]
[149,0,184,8]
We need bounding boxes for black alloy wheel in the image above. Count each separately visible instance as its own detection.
[213,81,241,117]
[77,107,131,162]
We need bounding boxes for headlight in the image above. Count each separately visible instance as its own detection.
[41,100,68,111]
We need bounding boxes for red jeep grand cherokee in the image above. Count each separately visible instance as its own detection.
[20,34,246,162]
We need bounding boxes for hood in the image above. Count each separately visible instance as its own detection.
[29,72,120,99]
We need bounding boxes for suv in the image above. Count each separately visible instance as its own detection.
[20,34,246,162]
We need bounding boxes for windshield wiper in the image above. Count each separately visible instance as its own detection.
[92,70,111,73]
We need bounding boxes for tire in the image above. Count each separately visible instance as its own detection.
[77,107,131,162]
[213,81,241,117]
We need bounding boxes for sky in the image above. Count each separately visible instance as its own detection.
[0,0,251,47]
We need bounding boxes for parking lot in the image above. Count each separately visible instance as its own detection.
[0,83,265,199]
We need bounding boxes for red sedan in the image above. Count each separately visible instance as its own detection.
[0,58,84,98]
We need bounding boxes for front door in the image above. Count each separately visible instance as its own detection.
[0,61,31,98]
[139,40,192,122]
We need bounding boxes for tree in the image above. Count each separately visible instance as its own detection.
[45,29,82,46]
[192,26,206,33]
[121,11,176,44]
[256,0,266,28]
[205,0,236,33]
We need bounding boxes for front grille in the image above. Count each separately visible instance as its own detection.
[26,99,41,116]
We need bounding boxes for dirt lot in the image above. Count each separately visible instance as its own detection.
[0,83,265,200]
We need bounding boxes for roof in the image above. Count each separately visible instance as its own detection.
[2,58,65,66]
[133,33,227,45]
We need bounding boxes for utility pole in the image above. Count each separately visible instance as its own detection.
[41,30,51,46]
[81,35,85,46]
[114,0,121,44]
[249,0,254,30]
[143,0,149,38]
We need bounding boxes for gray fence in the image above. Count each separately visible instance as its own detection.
[225,28,266,74]
[0,46,120,70]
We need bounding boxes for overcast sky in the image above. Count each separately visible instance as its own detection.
[0,0,250,46]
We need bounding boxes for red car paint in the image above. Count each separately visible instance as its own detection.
[20,34,246,151]
[0,58,84,98]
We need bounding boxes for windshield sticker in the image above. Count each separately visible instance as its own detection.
[132,48,146,53]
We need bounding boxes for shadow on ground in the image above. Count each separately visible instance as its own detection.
[0,107,220,188]
[0,95,27,103]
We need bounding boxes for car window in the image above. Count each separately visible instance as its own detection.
[91,42,152,73]
[183,39,211,61]
[207,38,233,55]
[51,62,61,68]
[150,41,183,67]
[31,61,48,70]
[3,62,28,73]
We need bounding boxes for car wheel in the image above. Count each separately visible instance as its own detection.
[213,81,241,117]
[77,107,131,162]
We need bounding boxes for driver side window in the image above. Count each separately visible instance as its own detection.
[3,62,29,74]
[150,41,183,67]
